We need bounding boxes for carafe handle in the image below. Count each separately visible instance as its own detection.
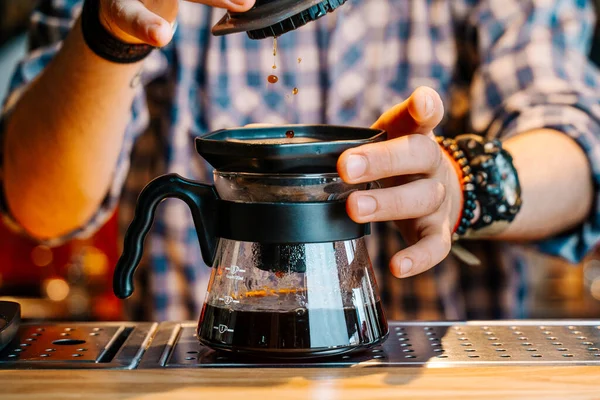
[113,174,219,299]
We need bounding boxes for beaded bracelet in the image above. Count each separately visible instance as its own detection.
[435,136,477,237]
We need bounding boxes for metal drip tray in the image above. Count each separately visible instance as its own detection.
[140,321,600,368]
[3,320,600,369]
[0,322,156,369]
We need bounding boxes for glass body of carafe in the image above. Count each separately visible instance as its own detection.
[197,171,388,358]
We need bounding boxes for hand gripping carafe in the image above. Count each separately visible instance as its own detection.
[113,125,389,358]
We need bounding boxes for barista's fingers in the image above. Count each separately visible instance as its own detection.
[346,179,446,223]
[389,228,452,278]
[101,0,173,46]
[185,0,256,12]
[372,86,444,138]
[338,134,443,184]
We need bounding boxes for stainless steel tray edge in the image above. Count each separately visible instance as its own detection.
[138,322,185,369]
[115,322,159,369]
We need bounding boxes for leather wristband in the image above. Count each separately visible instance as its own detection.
[455,134,522,236]
[81,0,154,64]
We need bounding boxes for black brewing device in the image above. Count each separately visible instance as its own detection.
[212,0,348,39]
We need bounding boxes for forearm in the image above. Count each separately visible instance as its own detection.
[3,17,141,240]
[490,129,594,241]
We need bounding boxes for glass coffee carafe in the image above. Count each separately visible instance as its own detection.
[198,171,387,357]
[113,125,389,358]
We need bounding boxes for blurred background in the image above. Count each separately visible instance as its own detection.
[1,0,600,322]
[0,0,121,322]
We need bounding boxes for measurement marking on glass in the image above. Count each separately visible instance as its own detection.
[225,265,246,281]
[219,296,240,305]
[214,324,234,334]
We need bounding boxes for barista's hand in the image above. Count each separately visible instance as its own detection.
[338,87,462,279]
[98,0,256,47]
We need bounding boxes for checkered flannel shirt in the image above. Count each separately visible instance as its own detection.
[2,0,600,321]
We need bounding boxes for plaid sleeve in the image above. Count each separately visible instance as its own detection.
[467,0,600,263]
[0,0,151,246]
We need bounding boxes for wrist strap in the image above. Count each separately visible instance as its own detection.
[81,0,154,64]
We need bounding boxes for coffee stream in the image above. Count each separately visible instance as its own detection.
[267,37,300,97]
[268,37,279,84]
[272,37,277,70]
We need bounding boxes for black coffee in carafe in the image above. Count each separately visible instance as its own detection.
[198,301,387,357]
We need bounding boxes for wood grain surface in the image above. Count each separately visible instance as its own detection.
[2,366,600,399]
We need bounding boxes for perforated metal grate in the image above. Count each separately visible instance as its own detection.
[157,321,600,368]
[0,325,121,362]
[0,323,156,369]
[3,321,600,369]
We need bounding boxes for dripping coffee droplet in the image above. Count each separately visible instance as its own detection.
[272,37,278,70]
[292,88,299,95]
[267,75,279,84]
[286,130,295,139]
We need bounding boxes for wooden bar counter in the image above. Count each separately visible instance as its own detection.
[2,366,600,399]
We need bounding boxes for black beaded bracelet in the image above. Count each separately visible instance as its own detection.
[81,0,154,64]
[435,136,478,237]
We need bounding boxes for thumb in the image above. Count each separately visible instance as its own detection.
[372,86,444,138]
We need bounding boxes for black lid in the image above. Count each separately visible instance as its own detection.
[195,125,387,173]
[212,0,347,40]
